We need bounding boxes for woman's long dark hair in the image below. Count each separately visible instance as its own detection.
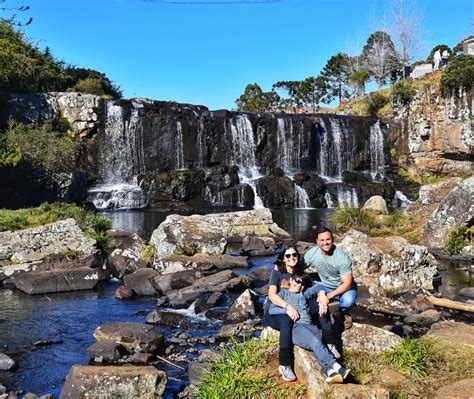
[275,244,303,274]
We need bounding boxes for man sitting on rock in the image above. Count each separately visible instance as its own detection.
[304,227,357,330]
[268,271,350,384]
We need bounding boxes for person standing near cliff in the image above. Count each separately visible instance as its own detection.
[304,227,357,330]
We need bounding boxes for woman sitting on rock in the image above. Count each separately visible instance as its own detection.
[268,271,350,383]
[264,245,339,382]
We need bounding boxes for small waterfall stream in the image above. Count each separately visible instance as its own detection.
[176,121,185,170]
[369,120,385,180]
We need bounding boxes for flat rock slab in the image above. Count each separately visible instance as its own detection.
[87,342,128,363]
[59,365,166,399]
[93,322,165,354]
[342,323,402,353]
[428,321,474,347]
[123,268,159,296]
[14,267,103,294]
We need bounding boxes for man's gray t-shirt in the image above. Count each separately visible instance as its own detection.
[304,245,352,289]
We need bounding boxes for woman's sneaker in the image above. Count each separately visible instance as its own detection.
[328,344,342,360]
[278,365,297,382]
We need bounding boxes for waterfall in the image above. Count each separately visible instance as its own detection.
[294,185,311,208]
[324,192,334,208]
[394,190,412,208]
[369,120,385,180]
[336,187,359,207]
[197,117,205,168]
[276,118,302,173]
[87,101,146,210]
[228,115,265,208]
[176,121,185,170]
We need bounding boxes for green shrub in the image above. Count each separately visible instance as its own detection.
[142,245,156,263]
[4,119,78,174]
[440,54,474,96]
[382,337,435,378]
[332,207,376,229]
[363,91,389,117]
[391,80,416,105]
[445,227,468,255]
[70,77,105,96]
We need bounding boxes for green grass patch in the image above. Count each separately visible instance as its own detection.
[195,336,307,399]
[0,202,111,250]
[332,207,376,230]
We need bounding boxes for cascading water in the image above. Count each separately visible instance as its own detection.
[369,120,385,180]
[294,185,311,208]
[337,187,359,207]
[197,117,205,168]
[87,101,147,210]
[176,121,185,170]
[394,190,412,208]
[276,118,303,173]
[324,192,334,208]
[228,115,264,209]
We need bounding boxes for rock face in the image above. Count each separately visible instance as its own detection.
[5,93,394,209]
[337,230,438,298]
[59,365,167,399]
[150,208,290,272]
[421,176,474,249]
[391,73,473,175]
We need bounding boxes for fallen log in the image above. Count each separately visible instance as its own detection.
[425,296,474,313]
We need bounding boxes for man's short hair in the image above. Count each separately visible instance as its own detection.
[316,226,333,239]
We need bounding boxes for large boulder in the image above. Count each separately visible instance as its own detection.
[0,218,96,264]
[341,323,402,353]
[59,365,166,399]
[14,266,104,294]
[106,233,149,278]
[255,176,295,208]
[427,321,474,348]
[421,176,474,249]
[336,230,438,298]
[362,195,388,215]
[0,353,17,370]
[93,323,165,355]
[123,269,159,296]
[150,209,290,271]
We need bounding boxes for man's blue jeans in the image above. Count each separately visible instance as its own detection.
[323,283,357,313]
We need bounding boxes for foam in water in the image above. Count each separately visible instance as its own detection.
[394,190,412,208]
[87,183,147,210]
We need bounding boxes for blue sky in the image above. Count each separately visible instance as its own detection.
[9,0,474,109]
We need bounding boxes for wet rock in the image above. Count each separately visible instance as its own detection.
[129,352,154,364]
[194,292,224,313]
[154,254,250,275]
[93,322,165,355]
[106,229,135,250]
[362,195,388,215]
[188,361,209,385]
[14,266,104,294]
[115,285,135,300]
[217,322,255,339]
[0,385,5,395]
[341,323,402,353]
[123,269,159,296]
[59,365,166,399]
[247,266,271,283]
[459,287,474,299]
[0,353,18,370]
[242,236,276,256]
[150,270,198,294]
[145,310,203,329]
[337,230,438,298]
[404,309,442,328]
[226,289,256,323]
[255,175,295,208]
[427,321,474,347]
[409,294,435,312]
[87,342,128,363]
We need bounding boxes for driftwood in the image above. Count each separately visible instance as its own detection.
[425,296,474,313]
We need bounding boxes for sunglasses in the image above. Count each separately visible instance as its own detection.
[292,278,304,284]
[284,252,298,259]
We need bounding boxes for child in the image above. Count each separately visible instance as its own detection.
[269,271,350,384]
